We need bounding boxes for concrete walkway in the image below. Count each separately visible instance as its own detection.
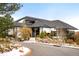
[25,37,36,42]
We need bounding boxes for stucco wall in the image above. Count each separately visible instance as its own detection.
[40,27,56,33]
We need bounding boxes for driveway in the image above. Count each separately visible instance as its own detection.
[20,42,79,56]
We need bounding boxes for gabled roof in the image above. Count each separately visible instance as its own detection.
[15,16,77,30]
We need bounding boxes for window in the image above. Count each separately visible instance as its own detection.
[26,20,35,25]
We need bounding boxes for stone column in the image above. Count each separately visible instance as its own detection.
[56,28,67,45]
[40,27,43,34]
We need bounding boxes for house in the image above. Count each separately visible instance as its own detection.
[11,16,77,39]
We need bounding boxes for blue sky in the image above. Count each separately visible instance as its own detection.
[12,3,79,29]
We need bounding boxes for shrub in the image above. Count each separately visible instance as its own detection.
[65,39,74,44]
[18,27,32,41]
[75,39,79,45]
[64,31,75,43]
[39,31,47,38]
[66,31,75,39]
[47,31,56,39]
[74,32,79,45]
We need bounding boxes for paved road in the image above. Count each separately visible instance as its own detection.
[20,42,79,56]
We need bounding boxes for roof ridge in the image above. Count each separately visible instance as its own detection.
[15,16,50,22]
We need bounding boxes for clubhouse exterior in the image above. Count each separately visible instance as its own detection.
[9,16,77,39]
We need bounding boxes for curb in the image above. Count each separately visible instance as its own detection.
[61,45,79,50]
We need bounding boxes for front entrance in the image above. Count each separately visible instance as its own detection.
[32,27,39,37]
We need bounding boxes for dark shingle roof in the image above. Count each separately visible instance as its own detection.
[50,20,77,30]
[15,16,52,28]
[14,16,77,30]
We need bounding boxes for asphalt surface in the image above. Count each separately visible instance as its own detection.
[20,42,79,56]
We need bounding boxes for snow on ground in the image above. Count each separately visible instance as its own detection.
[0,47,31,56]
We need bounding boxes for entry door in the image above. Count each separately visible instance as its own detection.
[32,27,39,37]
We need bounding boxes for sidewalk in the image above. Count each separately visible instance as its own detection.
[23,37,36,43]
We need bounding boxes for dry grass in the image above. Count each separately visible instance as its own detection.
[0,38,15,53]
